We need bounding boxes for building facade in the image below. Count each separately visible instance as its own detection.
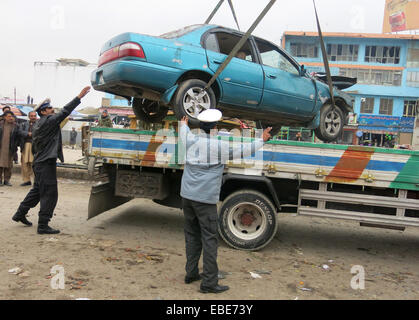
[282,32,419,148]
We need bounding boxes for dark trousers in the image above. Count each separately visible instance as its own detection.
[182,198,219,288]
[16,159,58,225]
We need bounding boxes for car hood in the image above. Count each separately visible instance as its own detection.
[312,74,355,113]
[313,73,357,90]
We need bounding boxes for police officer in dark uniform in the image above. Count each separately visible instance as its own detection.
[12,86,90,234]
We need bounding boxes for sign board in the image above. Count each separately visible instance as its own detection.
[382,0,419,33]
[358,114,415,133]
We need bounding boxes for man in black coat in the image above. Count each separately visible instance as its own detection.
[0,111,23,186]
[12,87,90,234]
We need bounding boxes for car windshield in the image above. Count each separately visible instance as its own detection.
[159,24,204,39]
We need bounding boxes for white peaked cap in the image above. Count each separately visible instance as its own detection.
[34,98,51,112]
[197,109,222,123]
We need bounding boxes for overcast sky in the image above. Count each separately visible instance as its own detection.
[0,0,386,101]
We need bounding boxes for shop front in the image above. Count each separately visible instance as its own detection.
[356,114,415,148]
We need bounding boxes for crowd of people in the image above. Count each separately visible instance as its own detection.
[0,103,116,187]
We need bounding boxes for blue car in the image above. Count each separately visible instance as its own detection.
[91,24,355,141]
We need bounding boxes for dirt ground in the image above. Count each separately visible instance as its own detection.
[1,159,419,300]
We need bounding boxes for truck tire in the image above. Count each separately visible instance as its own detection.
[218,190,278,251]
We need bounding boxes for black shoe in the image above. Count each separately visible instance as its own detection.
[3,181,12,186]
[200,284,229,294]
[20,181,31,186]
[12,214,33,226]
[37,225,60,234]
[185,274,201,284]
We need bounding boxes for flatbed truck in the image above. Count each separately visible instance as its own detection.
[85,126,419,250]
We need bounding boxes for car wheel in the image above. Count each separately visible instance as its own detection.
[132,98,169,123]
[218,190,278,251]
[314,103,344,142]
[173,79,216,126]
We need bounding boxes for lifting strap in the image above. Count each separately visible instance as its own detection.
[204,0,277,91]
[227,0,240,30]
[313,0,336,110]
[205,0,225,24]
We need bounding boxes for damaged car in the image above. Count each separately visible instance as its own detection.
[91,24,356,142]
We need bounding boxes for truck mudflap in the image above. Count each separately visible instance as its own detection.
[88,182,133,220]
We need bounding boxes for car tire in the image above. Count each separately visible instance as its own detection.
[314,103,344,142]
[173,79,216,126]
[132,98,169,123]
[218,189,278,251]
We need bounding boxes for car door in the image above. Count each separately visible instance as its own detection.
[204,30,264,108]
[254,38,317,117]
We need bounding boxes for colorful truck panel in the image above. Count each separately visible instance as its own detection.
[88,127,419,192]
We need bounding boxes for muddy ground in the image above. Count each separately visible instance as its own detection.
[1,172,419,300]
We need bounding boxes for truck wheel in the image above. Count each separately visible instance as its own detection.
[314,103,344,142]
[132,98,169,123]
[218,190,278,251]
[173,79,216,126]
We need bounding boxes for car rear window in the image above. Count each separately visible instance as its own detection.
[159,25,203,39]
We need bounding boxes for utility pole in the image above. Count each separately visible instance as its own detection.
[14,87,16,105]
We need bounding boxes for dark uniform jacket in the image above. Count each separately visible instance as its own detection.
[0,119,22,154]
[32,97,80,164]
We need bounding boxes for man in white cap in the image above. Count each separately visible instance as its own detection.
[179,109,272,293]
[12,86,90,234]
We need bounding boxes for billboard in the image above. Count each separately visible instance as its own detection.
[383,0,419,33]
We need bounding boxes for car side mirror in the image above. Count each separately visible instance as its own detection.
[300,65,306,77]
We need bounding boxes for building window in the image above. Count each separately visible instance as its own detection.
[407,71,419,87]
[365,46,400,64]
[379,98,393,115]
[407,48,419,68]
[403,100,418,117]
[360,97,374,113]
[327,44,359,62]
[290,43,318,58]
[339,68,402,86]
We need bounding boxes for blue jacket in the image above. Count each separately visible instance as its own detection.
[179,124,264,204]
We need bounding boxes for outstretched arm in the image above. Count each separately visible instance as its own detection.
[226,127,272,160]
[51,86,91,125]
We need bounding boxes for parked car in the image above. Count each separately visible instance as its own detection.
[91,24,355,141]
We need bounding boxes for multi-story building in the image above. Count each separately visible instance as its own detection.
[282,32,419,148]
